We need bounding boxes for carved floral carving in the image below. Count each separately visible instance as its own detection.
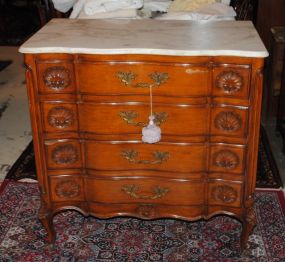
[55,179,80,198]
[47,106,74,128]
[211,185,238,203]
[214,111,242,132]
[51,144,78,165]
[216,71,243,94]
[214,150,239,169]
[43,66,71,90]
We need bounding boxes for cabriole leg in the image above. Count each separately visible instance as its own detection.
[240,207,256,251]
[38,204,56,245]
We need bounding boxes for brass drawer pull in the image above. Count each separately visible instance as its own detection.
[121,150,169,164]
[117,71,169,88]
[122,184,169,200]
[119,111,168,127]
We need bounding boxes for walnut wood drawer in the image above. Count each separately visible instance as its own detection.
[49,175,85,202]
[37,62,75,94]
[36,59,251,99]
[85,141,243,176]
[48,175,242,207]
[209,145,246,174]
[41,102,78,132]
[211,107,248,138]
[45,140,82,169]
[79,103,208,136]
[85,177,205,206]
[44,139,245,175]
[208,180,243,207]
[85,142,207,173]
[77,62,209,97]
[41,102,248,140]
[213,66,251,99]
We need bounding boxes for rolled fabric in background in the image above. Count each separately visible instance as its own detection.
[84,0,143,15]
[104,0,143,12]
[78,8,140,19]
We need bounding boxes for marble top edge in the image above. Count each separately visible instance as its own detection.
[19,18,268,57]
[19,46,268,58]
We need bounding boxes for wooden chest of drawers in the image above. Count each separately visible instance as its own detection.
[20,19,267,250]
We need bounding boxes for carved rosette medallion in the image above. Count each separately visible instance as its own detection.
[43,66,71,90]
[214,150,239,169]
[212,185,238,203]
[55,179,80,198]
[216,71,243,94]
[214,111,242,132]
[47,106,74,129]
[51,144,78,165]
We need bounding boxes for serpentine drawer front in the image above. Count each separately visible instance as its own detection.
[43,140,245,174]
[49,176,242,207]
[20,19,267,251]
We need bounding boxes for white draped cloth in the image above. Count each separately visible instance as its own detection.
[52,0,77,13]
[51,0,234,20]
[83,0,143,15]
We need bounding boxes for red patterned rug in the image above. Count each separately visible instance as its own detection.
[0,181,285,261]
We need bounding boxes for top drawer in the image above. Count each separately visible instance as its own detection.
[76,62,210,97]
[35,56,251,99]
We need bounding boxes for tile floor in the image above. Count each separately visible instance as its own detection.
[0,46,32,179]
[0,46,284,187]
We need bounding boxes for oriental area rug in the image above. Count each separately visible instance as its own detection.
[0,180,285,261]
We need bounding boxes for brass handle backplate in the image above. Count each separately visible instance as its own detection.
[121,184,169,200]
[121,150,169,164]
[117,71,169,88]
[118,111,168,127]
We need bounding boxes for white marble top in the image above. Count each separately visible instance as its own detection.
[19,18,268,57]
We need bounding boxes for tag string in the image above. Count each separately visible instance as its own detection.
[141,84,161,144]
[150,85,153,117]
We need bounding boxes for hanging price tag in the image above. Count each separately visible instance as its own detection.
[141,86,161,144]
[142,115,161,143]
